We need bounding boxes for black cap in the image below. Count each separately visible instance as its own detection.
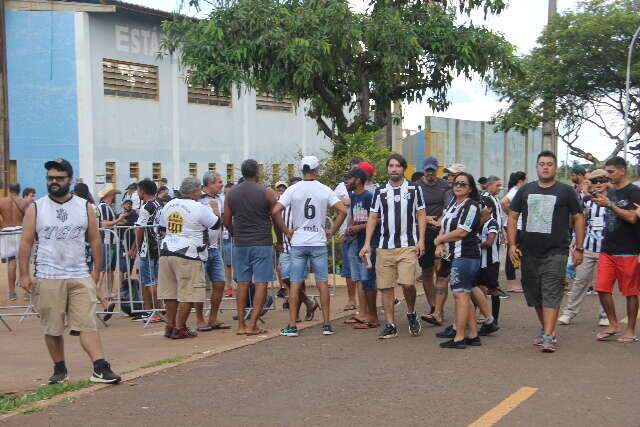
[44,158,73,178]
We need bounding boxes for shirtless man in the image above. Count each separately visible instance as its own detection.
[0,183,30,301]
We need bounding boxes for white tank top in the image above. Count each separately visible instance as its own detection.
[35,195,90,279]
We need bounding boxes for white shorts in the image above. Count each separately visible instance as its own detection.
[0,226,22,261]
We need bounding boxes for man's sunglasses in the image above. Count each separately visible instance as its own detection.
[453,181,469,188]
[46,175,69,182]
[590,178,609,184]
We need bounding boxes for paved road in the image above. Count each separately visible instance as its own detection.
[4,294,640,426]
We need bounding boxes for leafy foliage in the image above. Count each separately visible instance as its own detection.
[162,0,517,148]
[492,0,640,163]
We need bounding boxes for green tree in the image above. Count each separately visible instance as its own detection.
[162,0,517,149]
[491,0,640,164]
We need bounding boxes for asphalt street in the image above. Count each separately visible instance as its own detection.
[4,293,640,427]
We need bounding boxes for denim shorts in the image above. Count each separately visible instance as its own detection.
[290,246,328,283]
[232,245,275,283]
[101,244,117,272]
[341,239,352,278]
[363,248,377,290]
[205,248,225,282]
[348,241,369,283]
[139,256,159,287]
[221,239,232,267]
[449,257,481,294]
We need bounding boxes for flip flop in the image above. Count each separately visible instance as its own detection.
[197,325,215,332]
[246,329,268,336]
[353,322,379,329]
[596,330,619,341]
[102,303,116,322]
[421,314,443,326]
[210,323,231,330]
[617,336,639,344]
[343,304,357,311]
[344,316,366,325]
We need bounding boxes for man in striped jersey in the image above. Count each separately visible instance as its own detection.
[360,154,427,339]
[558,169,608,326]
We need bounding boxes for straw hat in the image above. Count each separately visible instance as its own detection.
[97,184,121,199]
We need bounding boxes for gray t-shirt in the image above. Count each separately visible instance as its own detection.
[416,178,450,218]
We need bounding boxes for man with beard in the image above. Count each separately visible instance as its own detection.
[0,183,29,301]
[18,159,121,384]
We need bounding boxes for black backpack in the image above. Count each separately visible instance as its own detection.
[119,278,143,316]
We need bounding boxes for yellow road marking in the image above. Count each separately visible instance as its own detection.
[468,386,538,427]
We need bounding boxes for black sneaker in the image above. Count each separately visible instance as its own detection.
[378,324,398,339]
[465,336,482,346]
[90,361,121,384]
[478,321,500,336]
[164,326,174,338]
[440,338,466,349]
[436,325,456,339]
[407,313,422,337]
[48,368,68,385]
[276,288,287,299]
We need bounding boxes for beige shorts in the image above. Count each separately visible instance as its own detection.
[0,226,22,260]
[375,247,418,289]
[158,256,207,303]
[33,277,98,336]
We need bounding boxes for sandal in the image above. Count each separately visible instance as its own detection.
[209,322,231,330]
[102,303,116,322]
[197,325,215,332]
[421,314,443,326]
[246,329,268,336]
[596,330,619,341]
[343,304,357,311]
[354,322,379,329]
[344,316,366,325]
[617,335,638,343]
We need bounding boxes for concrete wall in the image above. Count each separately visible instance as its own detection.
[402,116,543,186]
[82,11,330,192]
[6,11,79,195]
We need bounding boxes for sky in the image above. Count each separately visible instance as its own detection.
[129,0,610,164]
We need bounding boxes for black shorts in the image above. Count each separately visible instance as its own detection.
[477,262,500,289]
[419,228,439,269]
[436,259,451,278]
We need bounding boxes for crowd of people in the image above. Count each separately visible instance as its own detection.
[3,148,640,385]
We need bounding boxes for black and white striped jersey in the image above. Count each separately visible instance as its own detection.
[441,198,481,259]
[370,180,425,249]
[480,217,499,268]
[481,194,504,244]
[281,204,293,253]
[584,199,605,253]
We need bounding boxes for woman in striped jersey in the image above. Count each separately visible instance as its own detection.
[558,169,609,326]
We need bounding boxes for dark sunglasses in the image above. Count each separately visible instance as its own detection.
[590,177,609,184]
[46,175,69,182]
[453,181,469,188]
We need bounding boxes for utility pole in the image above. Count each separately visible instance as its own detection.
[542,0,558,154]
[0,0,8,195]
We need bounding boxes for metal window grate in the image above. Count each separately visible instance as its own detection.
[208,163,216,173]
[152,162,161,182]
[272,164,280,186]
[129,162,139,180]
[226,164,234,184]
[189,162,198,177]
[287,163,295,180]
[256,94,292,112]
[103,58,158,100]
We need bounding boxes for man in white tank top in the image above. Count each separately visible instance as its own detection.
[19,159,121,385]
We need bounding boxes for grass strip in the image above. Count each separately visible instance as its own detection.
[0,380,92,414]
[140,355,189,369]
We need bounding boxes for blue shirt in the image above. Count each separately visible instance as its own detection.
[350,190,373,248]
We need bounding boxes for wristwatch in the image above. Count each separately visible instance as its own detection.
[574,247,584,252]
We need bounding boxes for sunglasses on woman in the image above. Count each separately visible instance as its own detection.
[453,181,469,188]
[590,178,609,184]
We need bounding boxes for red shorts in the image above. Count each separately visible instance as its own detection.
[595,253,640,297]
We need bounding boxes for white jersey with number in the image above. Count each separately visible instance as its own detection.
[34,195,90,279]
[159,198,219,261]
[278,180,340,247]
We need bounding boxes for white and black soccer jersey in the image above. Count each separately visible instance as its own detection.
[480,217,499,268]
[481,194,504,244]
[441,198,481,259]
[584,198,605,253]
[281,204,293,253]
[97,202,116,244]
[370,180,425,249]
[135,199,162,258]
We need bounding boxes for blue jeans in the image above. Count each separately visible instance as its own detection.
[341,239,352,278]
[139,256,159,287]
[348,240,369,283]
[290,246,328,283]
[205,248,225,282]
[221,238,232,267]
[450,257,481,294]
[232,245,274,283]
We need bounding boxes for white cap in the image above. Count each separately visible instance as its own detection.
[301,155,320,170]
[445,163,466,174]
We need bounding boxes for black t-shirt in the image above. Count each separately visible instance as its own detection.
[441,198,481,259]
[117,210,139,253]
[416,178,450,218]
[601,184,640,255]
[510,181,582,257]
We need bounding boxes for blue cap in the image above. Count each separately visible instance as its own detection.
[571,164,586,175]
[422,156,439,171]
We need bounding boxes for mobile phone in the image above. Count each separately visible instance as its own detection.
[365,253,372,269]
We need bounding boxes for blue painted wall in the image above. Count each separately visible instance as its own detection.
[6,11,78,196]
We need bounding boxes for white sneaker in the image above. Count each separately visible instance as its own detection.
[558,314,571,325]
[598,317,610,327]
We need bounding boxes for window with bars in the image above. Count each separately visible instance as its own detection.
[258,163,265,183]
[271,164,280,185]
[187,78,232,107]
[256,93,293,112]
[129,162,139,180]
[208,163,216,173]
[189,162,198,177]
[103,59,158,100]
[287,164,295,181]
[105,161,116,186]
[226,164,234,184]
[152,162,162,182]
